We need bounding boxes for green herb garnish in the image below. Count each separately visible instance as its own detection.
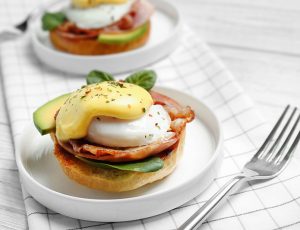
[77,157,164,172]
[125,70,157,91]
[86,70,115,85]
[85,69,157,90]
[42,12,65,31]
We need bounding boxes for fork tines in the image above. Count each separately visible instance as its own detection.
[253,105,300,165]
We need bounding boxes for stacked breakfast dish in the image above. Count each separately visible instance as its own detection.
[33,70,194,192]
[42,0,154,55]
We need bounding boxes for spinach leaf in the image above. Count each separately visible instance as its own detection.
[77,157,164,172]
[125,70,157,91]
[86,70,115,85]
[42,12,65,31]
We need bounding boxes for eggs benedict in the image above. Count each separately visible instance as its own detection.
[42,0,154,55]
[33,70,194,192]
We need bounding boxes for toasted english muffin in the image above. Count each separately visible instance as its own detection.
[50,22,151,55]
[51,130,185,192]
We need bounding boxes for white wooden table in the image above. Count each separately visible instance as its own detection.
[0,0,300,229]
[174,0,300,122]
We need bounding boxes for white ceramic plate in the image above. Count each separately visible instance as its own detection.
[15,87,223,222]
[30,0,182,75]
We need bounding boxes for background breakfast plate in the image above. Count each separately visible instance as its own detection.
[29,0,182,75]
[15,87,223,222]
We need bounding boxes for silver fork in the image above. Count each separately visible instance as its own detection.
[179,105,300,230]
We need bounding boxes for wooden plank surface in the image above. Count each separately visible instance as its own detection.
[176,0,300,55]
[175,0,300,121]
[1,0,300,229]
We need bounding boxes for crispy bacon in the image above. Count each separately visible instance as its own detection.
[55,0,154,40]
[58,91,194,162]
[58,134,177,162]
[151,91,195,122]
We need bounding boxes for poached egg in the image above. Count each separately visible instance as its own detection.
[87,104,172,147]
[65,0,135,29]
[55,81,173,148]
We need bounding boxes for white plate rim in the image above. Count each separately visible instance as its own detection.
[16,86,223,205]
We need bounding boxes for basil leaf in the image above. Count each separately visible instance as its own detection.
[125,70,157,91]
[77,157,164,172]
[86,70,115,85]
[42,12,65,31]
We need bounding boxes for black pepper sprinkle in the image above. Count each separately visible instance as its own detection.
[108,81,126,88]
[142,108,146,113]
[128,94,132,96]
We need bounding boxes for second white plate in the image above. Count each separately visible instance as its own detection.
[30,0,182,75]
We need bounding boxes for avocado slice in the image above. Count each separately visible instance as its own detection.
[33,93,70,135]
[98,23,148,45]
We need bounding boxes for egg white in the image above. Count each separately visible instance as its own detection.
[64,0,135,29]
[86,105,173,147]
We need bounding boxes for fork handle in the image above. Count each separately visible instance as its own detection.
[178,175,247,230]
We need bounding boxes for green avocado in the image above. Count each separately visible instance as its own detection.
[33,93,70,135]
[98,23,148,45]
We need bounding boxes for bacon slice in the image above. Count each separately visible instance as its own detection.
[151,91,195,122]
[170,118,188,135]
[128,0,154,28]
[58,91,194,162]
[55,0,154,40]
[58,134,177,162]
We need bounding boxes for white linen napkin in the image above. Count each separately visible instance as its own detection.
[1,1,300,230]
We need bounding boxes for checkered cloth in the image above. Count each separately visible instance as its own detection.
[1,1,300,230]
